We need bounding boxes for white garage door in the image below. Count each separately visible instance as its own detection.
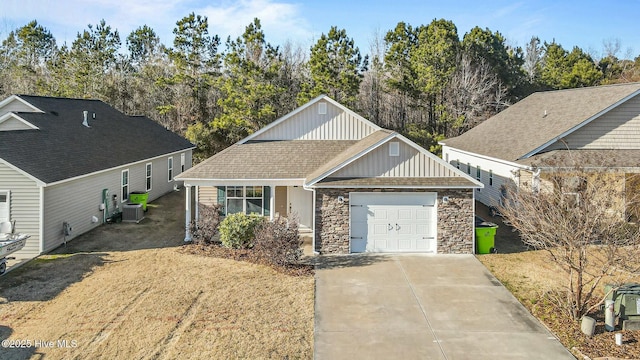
[350,192,437,253]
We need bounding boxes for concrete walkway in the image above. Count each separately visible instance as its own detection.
[314,254,574,360]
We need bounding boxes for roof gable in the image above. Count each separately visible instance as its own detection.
[241,95,380,142]
[442,83,640,162]
[0,95,43,116]
[307,132,480,187]
[0,113,39,131]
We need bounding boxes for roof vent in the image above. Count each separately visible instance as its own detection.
[82,110,90,128]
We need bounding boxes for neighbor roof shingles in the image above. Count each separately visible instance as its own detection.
[442,83,640,162]
[0,95,194,184]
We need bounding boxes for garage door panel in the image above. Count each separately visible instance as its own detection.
[350,193,437,253]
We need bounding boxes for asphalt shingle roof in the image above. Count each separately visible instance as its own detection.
[177,140,358,180]
[442,83,640,162]
[0,95,194,184]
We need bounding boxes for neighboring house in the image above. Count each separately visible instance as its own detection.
[176,95,482,254]
[0,95,194,260]
[441,82,640,218]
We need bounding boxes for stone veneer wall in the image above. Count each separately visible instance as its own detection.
[314,188,474,254]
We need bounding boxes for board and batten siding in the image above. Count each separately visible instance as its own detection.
[543,94,640,151]
[251,101,377,141]
[333,140,459,178]
[0,162,41,258]
[42,151,192,253]
[442,146,522,207]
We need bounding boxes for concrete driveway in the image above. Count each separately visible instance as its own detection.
[314,254,574,360]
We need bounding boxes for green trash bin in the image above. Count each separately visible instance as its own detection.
[129,191,149,211]
[475,216,498,254]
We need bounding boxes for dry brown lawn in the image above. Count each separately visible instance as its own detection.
[0,191,314,359]
[478,246,640,359]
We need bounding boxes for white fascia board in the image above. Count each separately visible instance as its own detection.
[183,179,305,187]
[45,149,193,187]
[305,132,397,186]
[521,89,640,159]
[0,95,44,113]
[443,146,532,170]
[0,112,39,129]
[395,133,483,187]
[310,184,480,189]
[0,158,46,186]
[239,94,381,144]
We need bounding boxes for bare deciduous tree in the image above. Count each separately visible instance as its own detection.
[499,160,640,320]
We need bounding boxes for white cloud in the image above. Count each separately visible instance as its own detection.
[197,0,312,46]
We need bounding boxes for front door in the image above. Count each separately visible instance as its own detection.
[288,187,313,229]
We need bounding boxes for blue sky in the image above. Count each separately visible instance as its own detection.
[2,0,639,59]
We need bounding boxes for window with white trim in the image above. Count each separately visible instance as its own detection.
[245,186,263,215]
[168,157,173,182]
[180,153,185,173]
[456,159,460,169]
[467,163,471,175]
[121,169,129,203]
[389,142,400,157]
[225,186,266,215]
[226,186,244,214]
[476,166,481,192]
[0,190,10,223]
[489,170,493,186]
[145,163,152,192]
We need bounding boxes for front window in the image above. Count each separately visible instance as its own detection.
[226,186,244,214]
[245,186,263,214]
[224,186,266,215]
[180,153,185,173]
[121,169,129,202]
[168,157,173,182]
[489,170,493,186]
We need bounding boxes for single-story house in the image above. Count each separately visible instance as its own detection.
[441,82,640,218]
[0,95,194,260]
[176,95,482,254]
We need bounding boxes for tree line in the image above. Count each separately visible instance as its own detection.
[2,15,639,160]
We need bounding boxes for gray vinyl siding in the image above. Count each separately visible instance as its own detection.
[544,94,640,151]
[251,101,376,141]
[333,140,460,178]
[41,150,192,253]
[0,162,41,258]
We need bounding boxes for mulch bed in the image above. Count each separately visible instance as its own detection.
[179,243,314,277]
[530,300,640,359]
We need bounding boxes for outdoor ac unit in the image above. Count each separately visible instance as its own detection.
[122,203,144,223]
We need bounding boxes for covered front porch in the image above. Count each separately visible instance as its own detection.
[181,181,314,242]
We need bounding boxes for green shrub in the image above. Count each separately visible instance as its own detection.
[219,212,265,249]
[253,216,302,267]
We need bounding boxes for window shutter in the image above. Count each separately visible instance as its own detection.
[217,186,226,214]
[263,186,270,217]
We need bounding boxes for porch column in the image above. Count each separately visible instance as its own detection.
[269,185,275,221]
[184,184,192,242]
[194,185,200,222]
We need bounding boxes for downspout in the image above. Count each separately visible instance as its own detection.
[184,185,192,242]
[532,168,542,193]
